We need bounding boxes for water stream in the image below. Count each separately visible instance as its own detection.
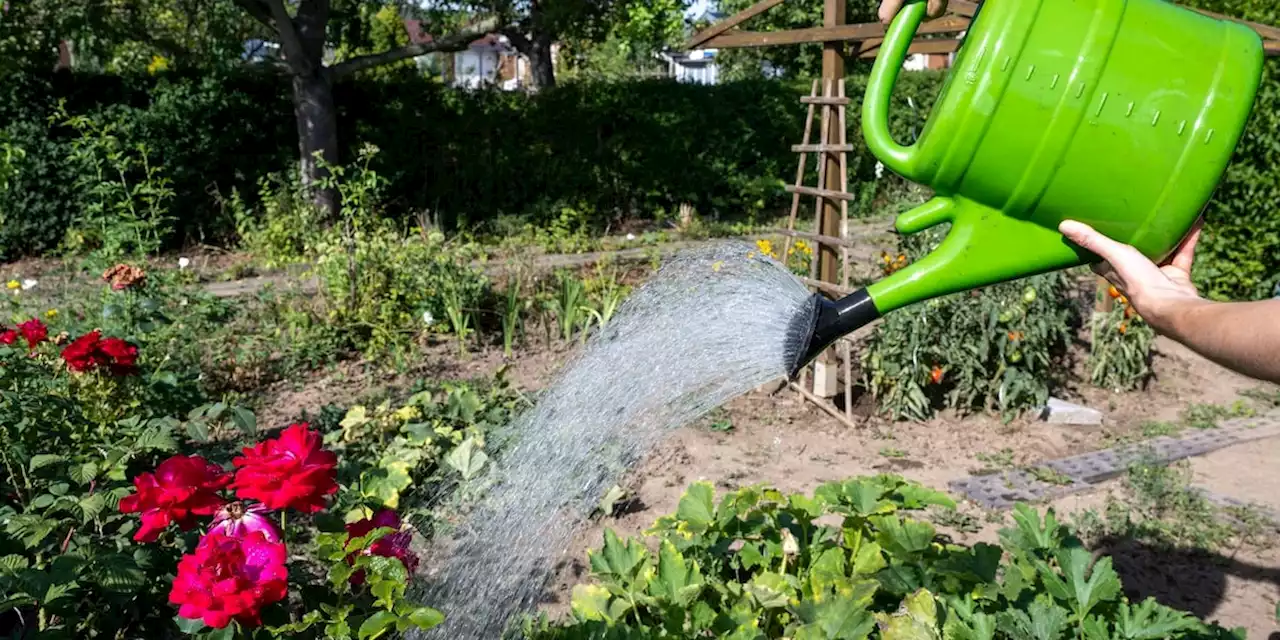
[417,241,816,638]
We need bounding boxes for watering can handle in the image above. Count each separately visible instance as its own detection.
[862,0,929,182]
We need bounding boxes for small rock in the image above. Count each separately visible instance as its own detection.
[1040,397,1103,426]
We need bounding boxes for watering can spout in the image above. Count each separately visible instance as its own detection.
[785,289,878,378]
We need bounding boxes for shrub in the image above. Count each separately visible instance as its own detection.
[861,226,1077,421]
[530,477,1241,639]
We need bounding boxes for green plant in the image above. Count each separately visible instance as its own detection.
[582,265,629,335]
[1087,304,1155,392]
[502,279,528,358]
[234,172,320,268]
[531,476,1242,639]
[862,226,1076,422]
[1073,458,1264,552]
[56,102,174,259]
[549,272,588,343]
[879,447,908,459]
[0,133,24,231]
[326,376,523,523]
[309,146,491,358]
[1181,401,1255,430]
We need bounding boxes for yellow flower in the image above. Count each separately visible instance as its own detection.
[147,55,170,75]
[5,280,18,290]
[795,240,812,256]
[755,239,776,258]
[45,309,58,319]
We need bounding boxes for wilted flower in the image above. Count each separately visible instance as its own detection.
[21,279,36,291]
[210,502,280,542]
[421,311,434,325]
[102,264,147,290]
[178,257,191,270]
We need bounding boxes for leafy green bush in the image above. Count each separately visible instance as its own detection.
[531,476,1241,639]
[861,227,1077,421]
[309,146,492,358]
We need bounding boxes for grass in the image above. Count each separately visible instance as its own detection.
[970,448,1016,475]
[1072,456,1271,552]
[878,447,908,459]
[1180,400,1255,430]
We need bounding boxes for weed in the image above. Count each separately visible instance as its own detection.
[1181,400,1255,430]
[1240,386,1280,408]
[878,447,908,459]
[971,448,1016,474]
[1027,465,1073,487]
[1140,420,1181,438]
[931,506,982,534]
[1073,457,1260,552]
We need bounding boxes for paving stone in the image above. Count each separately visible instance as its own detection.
[1040,397,1103,426]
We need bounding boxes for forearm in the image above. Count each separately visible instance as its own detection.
[1158,298,1280,384]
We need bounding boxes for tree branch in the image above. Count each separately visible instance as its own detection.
[263,0,312,75]
[230,0,273,28]
[329,17,499,80]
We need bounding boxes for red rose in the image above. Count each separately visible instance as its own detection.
[231,423,337,513]
[345,509,419,585]
[61,331,102,372]
[98,337,138,375]
[119,455,231,542]
[170,530,287,629]
[0,330,17,346]
[59,331,140,375]
[16,319,46,349]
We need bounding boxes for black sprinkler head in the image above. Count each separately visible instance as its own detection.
[784,288,881,379]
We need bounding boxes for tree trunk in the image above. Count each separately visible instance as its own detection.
[292,71,339,218]
[528,29,556,90]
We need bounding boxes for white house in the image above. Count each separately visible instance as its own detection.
[658,49,720,85]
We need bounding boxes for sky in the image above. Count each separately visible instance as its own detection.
[686,0,715,19]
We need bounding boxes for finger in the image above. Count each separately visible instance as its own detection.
[1167,219,1203,273]
[1059,220,1133,266]
[879,0,905,23]
[927,0,948,17]
[1062,219,1166,294]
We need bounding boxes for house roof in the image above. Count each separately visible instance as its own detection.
[403,19,503,48]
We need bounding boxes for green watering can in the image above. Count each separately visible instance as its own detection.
[786,0,1265,375]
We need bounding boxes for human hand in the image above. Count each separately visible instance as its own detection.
[878,0,949,23]
[1059,219,1205,333]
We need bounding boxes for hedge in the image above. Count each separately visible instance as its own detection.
[0,62,1275,300]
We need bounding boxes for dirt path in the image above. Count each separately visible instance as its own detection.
[200,220,899,298]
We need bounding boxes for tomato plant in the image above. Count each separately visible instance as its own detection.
[1087,300,1155,393]
[861,227,1077,421]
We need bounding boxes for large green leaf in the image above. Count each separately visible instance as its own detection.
[571,584,615,622]
[357,611,398,639]
[793,596,876,640]
[872,516,936,557]
[875,589,940,640]
[589,529,648,583]
[444,437,488,480]
[650,540,702,605]
[675,481,715,534]
[745,572,794,609]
